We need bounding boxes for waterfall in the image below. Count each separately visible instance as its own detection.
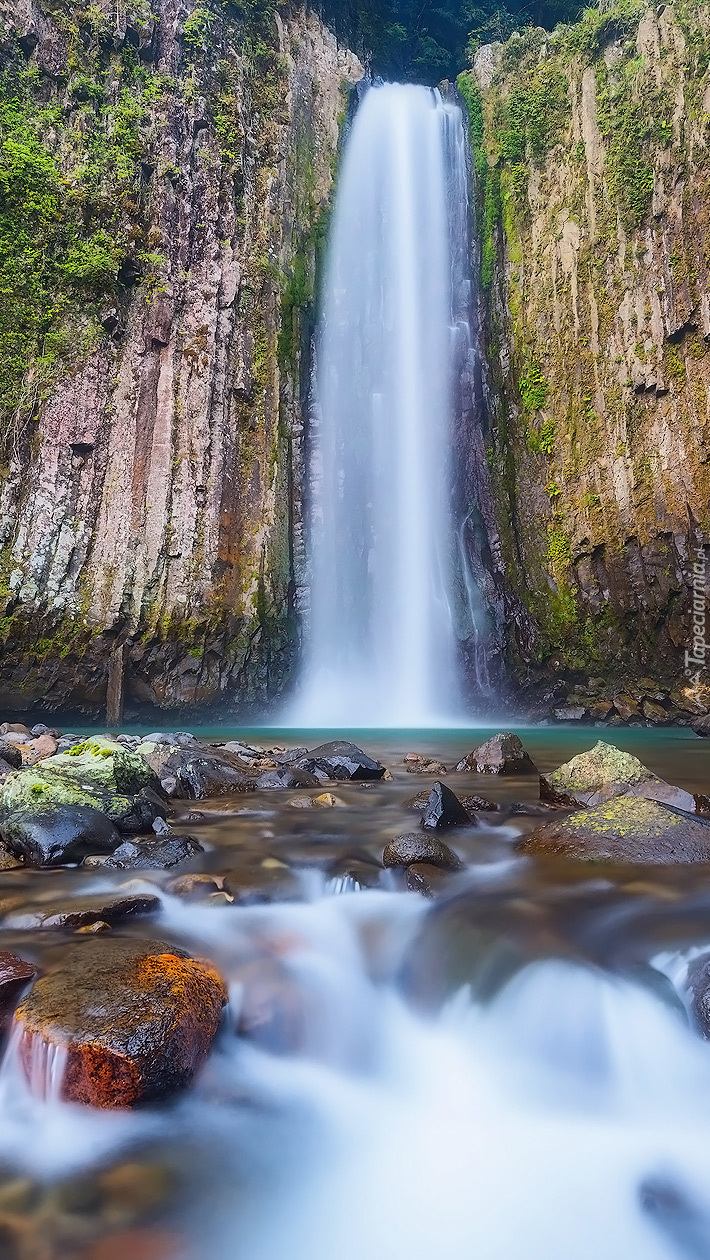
[293,82,479,727]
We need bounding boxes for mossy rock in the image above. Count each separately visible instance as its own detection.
[0,739,164,834]
[40,739,157,796]
[544,741,650,794]
[520,797,710,864]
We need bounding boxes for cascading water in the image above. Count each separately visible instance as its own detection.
[294,83,479,727]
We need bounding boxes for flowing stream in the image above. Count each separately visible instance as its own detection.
[0,729,709,1259]
[294,84,475,726]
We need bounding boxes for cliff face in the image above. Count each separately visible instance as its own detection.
[459,1,710,708]
[0,0,361,716]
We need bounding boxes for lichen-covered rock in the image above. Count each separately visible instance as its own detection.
[519,797,710,864]
[540,739,704,813]
[456,733,537,775]
[14,939,227,1107]
[383,832,462,870]
[0,804,120,866]
[420,781,475,831]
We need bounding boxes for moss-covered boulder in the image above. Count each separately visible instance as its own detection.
[0,739,166,841]
[519,797,710,864]
[540,739,702,813]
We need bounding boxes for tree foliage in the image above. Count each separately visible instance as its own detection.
[314,0,583,83]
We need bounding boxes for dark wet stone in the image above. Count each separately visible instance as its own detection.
[461,794,499,812]
[96,833,204,870]
[0,742,23,770]
[0,953,37,1037]
[272,748,309,765]
[383,832,462,870]
[15,937,226,1107]
[692,716,710,737]
[278,843,377,873]
[456,733,537,775]
[0,805,120,867]
[401,894,527,1011]
[256,767,321,789]
[3,894,160,931]
[421,781,474,831]
[520,797,710,864]
[307,741,385,781]
[329,858,382,889]
[169,752,255,798]
[165,873,224,901]
[222,863,300,904]
[686,954,710,1040]
[639,1174,710,1258]
[406,862,453,897]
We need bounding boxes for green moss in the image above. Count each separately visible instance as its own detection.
[519,363,548,413]
[547,526,572,571]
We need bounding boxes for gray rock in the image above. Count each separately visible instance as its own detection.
[96,833,204,870]
[308,741,385,781]
[3,893,160,930]
[456,733,537,774]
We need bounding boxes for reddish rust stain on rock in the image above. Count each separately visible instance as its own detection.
[15,938,226,1108]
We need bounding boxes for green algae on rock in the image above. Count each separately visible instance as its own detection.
[520,796,710,864]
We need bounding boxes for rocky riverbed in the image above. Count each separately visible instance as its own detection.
[0,722,707,1257]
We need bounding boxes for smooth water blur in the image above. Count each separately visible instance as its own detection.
[293,83,474,727]
[0,728,709,1258]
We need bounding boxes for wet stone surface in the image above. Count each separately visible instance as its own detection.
[0,726,705,1257]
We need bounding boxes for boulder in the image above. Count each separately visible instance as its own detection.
[222,863,300,904]
[404,755,448,774]
[0,741,23,770]
[421,781,474,831]
[0,953,37,1036]
[552,705,587,722]
[405,862,453,897]
[461,794,499,812]
[382,832,462,870]
[0,805,120,866]
[307,741,386,781]
[456,733,537,774]
[0,723,30,736]
[14,937,226,1107]
[3,893,159,931]
[166,873,224,901]
[692,716,710,737]
[90,833,204,870]
[540,740,705,813]
[256,767,321,789]
[519,796,710,864]
[0,739,167,836]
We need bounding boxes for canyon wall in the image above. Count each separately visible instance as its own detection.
[0,0,361,716]
[458,1,710,713]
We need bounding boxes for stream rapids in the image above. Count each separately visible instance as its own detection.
[0,726,708,1259]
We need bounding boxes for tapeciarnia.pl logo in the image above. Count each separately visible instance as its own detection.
[685,545,708,685]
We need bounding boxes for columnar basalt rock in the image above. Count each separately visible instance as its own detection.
[460,3,710,700]
[0,0,362,715]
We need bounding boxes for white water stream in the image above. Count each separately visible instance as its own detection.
[294,84,472,726]
[2,883,710,1258]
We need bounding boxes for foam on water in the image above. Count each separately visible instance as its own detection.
[1,887,710,1257]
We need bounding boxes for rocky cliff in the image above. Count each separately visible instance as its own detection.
[459,0,710,714]
[0,0,361,716]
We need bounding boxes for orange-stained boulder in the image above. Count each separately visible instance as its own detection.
[14,938,226,1108]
